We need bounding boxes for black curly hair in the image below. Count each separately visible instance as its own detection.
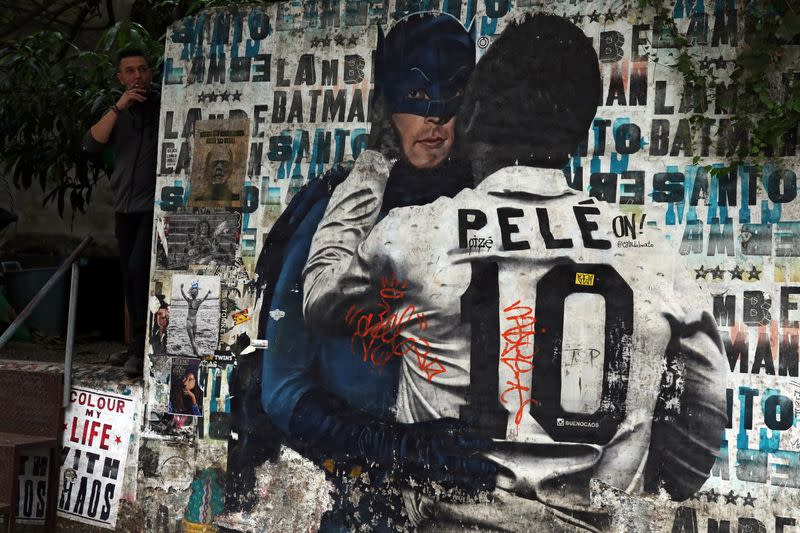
[116,46,149,68]
[457,14,601,180]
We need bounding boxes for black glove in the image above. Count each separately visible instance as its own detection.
[288,388,498,494]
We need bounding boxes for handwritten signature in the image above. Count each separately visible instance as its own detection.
[499,301,539,425]
[467,236,494,253]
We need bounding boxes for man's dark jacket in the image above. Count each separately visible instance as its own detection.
[82,94,160,213]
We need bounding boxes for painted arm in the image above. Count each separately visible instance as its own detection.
[645,273,727,500]
[261,199,329,433]
[197,290,212,306]
[302,151,393,334]
[180,284,189,303]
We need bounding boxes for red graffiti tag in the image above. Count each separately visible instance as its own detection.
[345,274,445,381]
[499,301,539,425]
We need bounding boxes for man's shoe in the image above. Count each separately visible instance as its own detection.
[108,351,129,366]
[124,356,144,377]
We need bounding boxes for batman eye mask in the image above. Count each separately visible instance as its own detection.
[377,13,475,121]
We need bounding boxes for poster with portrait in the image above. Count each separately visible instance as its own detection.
[148,279,171,357]
[168,357,205,418]
[187,119,249,209]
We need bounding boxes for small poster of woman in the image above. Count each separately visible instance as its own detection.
[168,357,204,417]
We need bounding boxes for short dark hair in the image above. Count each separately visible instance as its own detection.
[457,15,601,172]
[116,47,148,68]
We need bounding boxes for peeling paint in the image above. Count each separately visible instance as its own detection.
[214,448,332,533]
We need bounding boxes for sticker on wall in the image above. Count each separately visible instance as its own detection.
[218,282,256,353]
[167,274,221,357]
[199,365,232,440]
[148,288,171,357]
[57,387,137,529]
[187,118,249,209]
[150,305,170,356]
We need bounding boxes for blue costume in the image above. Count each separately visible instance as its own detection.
[225,13,493,531]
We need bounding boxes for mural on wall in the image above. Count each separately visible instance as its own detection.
[140,1,800,531]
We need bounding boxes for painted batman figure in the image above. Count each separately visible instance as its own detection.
[379,12,474,118]
[225,13,495,532]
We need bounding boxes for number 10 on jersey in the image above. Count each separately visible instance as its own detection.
[460,262,634,445]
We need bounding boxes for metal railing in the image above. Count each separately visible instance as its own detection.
[0,235,93,407]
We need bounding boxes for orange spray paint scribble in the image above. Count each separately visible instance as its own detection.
[499,301,539,425]
[345,274,445,382]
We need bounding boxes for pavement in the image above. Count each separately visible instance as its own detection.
[0,333,127,366]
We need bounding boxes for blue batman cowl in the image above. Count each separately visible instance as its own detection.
[376,13,475,120]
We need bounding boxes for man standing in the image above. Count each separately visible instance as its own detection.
[84,47,159,377]
[303,15,727,531]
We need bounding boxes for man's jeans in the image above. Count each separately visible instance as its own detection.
[115,211,153,359]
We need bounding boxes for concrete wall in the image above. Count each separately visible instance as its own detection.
[3,177,117,258]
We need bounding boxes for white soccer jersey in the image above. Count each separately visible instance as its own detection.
[303,151,724,519]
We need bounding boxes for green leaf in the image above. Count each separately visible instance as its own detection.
[97,23,121,52]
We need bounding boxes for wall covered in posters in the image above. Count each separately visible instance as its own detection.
[138,1,800,531]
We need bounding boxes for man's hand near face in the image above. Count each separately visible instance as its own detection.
[89,55,152,143]
[115,84,148,111]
